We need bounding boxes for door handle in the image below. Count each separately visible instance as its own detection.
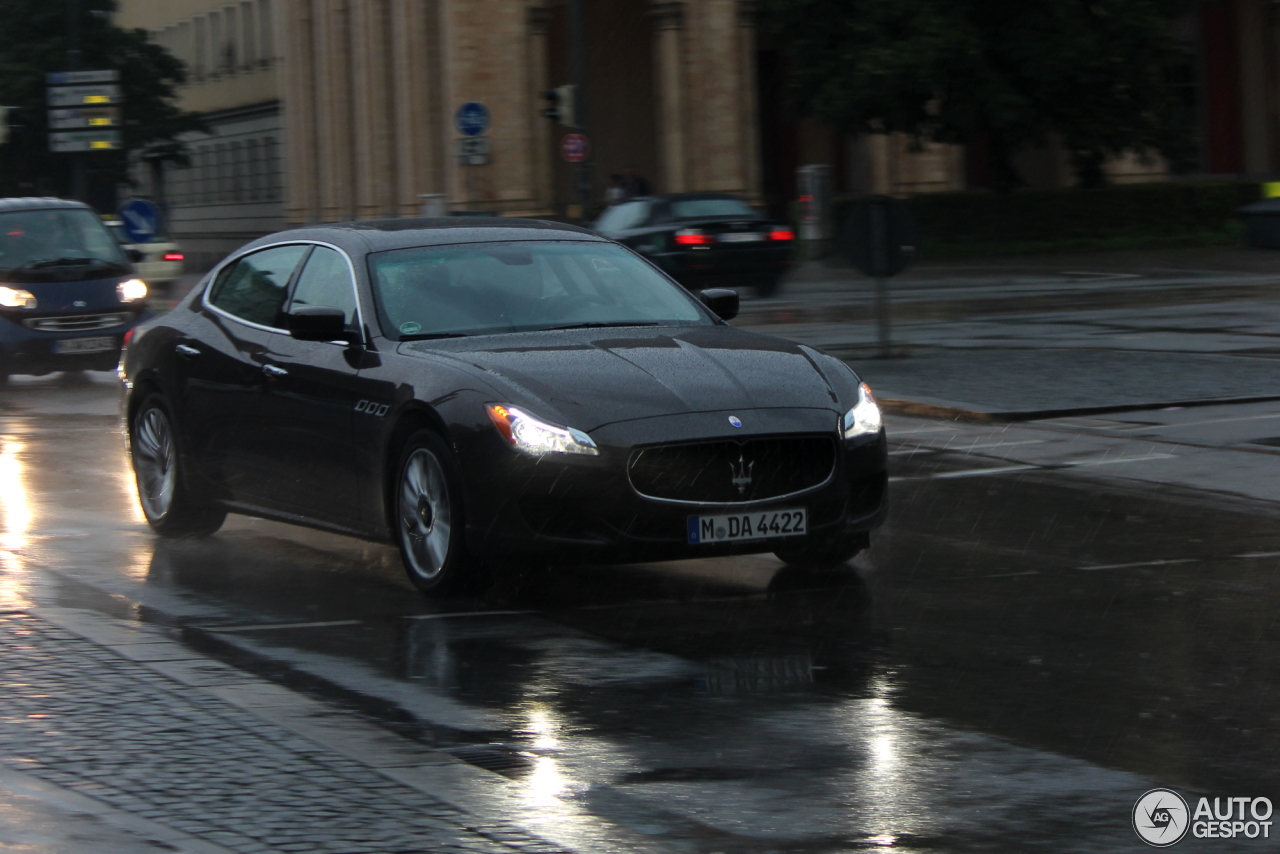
[261,364,288,379]
[175,344,200,359]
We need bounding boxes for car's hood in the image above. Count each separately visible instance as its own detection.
[399,325,846,431]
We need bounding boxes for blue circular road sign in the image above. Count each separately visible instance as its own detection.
[118,199,161,244]
[454,102,490,137]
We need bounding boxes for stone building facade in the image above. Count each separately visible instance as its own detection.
[115,0,1280,267]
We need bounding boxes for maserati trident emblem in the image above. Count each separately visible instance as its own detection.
[730,453,754,495]
[72,300,87,308]
[728,415,742,428]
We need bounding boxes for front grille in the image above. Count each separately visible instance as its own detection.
[22,312,130,332]
[629,436,836,504]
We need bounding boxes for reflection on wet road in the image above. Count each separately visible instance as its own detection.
[3,374,1278,852]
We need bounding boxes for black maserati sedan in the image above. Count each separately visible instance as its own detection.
[120,218,886,594]
[0,197,153,382]
[592,193,795,297]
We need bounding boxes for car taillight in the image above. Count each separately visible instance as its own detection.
[122,328,135,347]
[769,228,795,241]
[674,229,713,246]
[162,253,184,261]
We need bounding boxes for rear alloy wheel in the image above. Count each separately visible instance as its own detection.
[774,532,869,568]
[395,430,476,594]
[131,394,226,538]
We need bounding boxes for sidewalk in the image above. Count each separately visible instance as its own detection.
[741,246,1280,419]
[0,607,590,854]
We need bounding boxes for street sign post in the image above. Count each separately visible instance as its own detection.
[560,133,590,163]
[49,130,120,152]
[119,198,161,244]
[456,137,491,166]
[48,107,120,130]
[47,71,122,158]
[454,102,490,138]
[841,195,919,358]
[46,70,118,86]
[47,84,121,108]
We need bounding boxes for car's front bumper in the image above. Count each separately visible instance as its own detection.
[456,408,887,563]
[0,306,154,376]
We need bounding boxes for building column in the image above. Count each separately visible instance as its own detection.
[527,3,554,214]
[313,0,356,220]
[737,0,762,202]
[392,0,440,215]
[282,0,319,222]
[649,1,687,193]
[352,0,396,218]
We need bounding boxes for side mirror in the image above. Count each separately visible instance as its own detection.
[125,248,144,263]
[698,288,739,321]
[287,306,351,343]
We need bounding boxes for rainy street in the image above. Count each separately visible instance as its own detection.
[3,372,1278,853]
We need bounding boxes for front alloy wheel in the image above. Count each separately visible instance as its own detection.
[131,394,225,538]
[395,431,474,594]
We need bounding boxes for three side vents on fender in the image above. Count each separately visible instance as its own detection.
[354,400,389,417]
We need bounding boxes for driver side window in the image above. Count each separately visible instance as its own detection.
[288,246,359,331]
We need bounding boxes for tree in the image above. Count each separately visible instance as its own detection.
[0,0,204,201]
[758,0,1197,189]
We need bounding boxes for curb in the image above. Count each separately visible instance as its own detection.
[880,393,1280,423]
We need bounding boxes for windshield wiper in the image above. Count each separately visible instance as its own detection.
[399,332,472,341]
[544,321,662,331]
[19,256,108,270]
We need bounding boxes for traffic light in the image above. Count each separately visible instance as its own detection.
[540,85,576,127]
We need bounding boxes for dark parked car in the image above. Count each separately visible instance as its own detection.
[0,197,153,382]
[120,218,885,594]
[593,193,795,297]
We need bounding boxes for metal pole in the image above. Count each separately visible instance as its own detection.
[66,0,86,202]
[569,0,589,221]
[869,202,891,358]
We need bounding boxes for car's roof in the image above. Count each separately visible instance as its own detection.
[0,197,95,213]
[638,192,748,203]
[269,217,608,254]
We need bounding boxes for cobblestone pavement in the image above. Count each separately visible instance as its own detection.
[0,612,567,854]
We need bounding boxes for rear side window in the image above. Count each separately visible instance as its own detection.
[208,245,309,328]
[287,246,358,331]
[594,201,650,233]
[670,198,756,219]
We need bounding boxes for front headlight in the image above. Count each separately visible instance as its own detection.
[486,404,599,457]
[116,278,148,302]
[0,286,36,309]
[841,382,883,439]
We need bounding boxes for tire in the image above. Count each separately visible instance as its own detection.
[130,394,226,538]
[774,531,869,568]
[393,429,478,595]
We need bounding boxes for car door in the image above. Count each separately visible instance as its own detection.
[249,244,367,527]
[173,244,309,502]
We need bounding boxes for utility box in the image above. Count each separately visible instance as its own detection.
[796,165,832,243]
[1239,198,1280,249]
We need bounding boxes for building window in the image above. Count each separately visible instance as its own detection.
[224,5,238,73]
[241,1,256,68]
[194,17,207,79]
[259,0,274,65]
[264,137,278,199]
[247,139,261,200]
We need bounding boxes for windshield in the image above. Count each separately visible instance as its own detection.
[370,240,710,340]
[670,197,757,219]
[0,208,129,272]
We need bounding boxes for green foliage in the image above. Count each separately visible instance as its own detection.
[829,182,1259,258]
[759,0,1197,188]
[0,0,204,197]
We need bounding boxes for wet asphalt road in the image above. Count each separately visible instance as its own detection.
[3,373,1280,853]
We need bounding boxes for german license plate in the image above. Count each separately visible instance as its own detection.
[54,336,116,354]
[717,232,764,243]
[688,508,807,544]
